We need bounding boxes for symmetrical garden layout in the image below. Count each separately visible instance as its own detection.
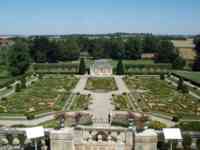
[85,77,118,92]
[124,76,200,119]
[0,75,79,115]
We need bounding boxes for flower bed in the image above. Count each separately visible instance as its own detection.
[85,77,118,92]
[124,76,200,119]
[0,75,79,115]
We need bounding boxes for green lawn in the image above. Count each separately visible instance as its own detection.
[124,76,200,118]
[173,71,200,85]
[85,77,118,91]
[0,76,79,115]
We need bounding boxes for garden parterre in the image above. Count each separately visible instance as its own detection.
[85,77,118,91]
[0,75,79,115]
[124,76,200,119]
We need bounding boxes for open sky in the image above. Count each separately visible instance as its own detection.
[0,0,199,35]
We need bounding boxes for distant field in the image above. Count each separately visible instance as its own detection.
[173,71,200,85]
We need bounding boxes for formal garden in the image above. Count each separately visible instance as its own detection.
[124,76,200,119]
[69,94,92,111]
[0,75,79,116]
[85,77,118,91]
[112,94,131,111]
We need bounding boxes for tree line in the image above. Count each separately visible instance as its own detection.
[0,34,187,76]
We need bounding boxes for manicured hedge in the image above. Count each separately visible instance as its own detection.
[172,71,200,87]
[33,63,79,74]
[113,63,171,75]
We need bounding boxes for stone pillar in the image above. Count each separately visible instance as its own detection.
[50,128,74,150]
[135,129,157,150]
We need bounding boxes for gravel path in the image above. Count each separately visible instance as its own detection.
[0,114,55,127]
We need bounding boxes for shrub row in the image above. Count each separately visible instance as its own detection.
[171,72,200,87]
[124,63,172,70]
[33,63,79,71]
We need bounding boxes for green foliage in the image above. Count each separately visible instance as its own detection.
[193,39,200,71]
[85,77,118,91]
[15,83,21,92]
[20,77,26,89]
[143,34,159,53]
[148,121,167,130]
[172,56,186,69]
[57,39,80,61]
[112,94,130,110]
[0,76,78,114]
[177,121,200,131]
[79,58,86,74]
[156,40,178,63]
[7,40,30,76]
[196,139,200,150]
[116,59,125,75]
[160,74,165,80]
[182,134,192,150]
[192,55,200,71]
[0,46,8,65]
[177,77,189,93]
[125,37,142,59]
[25,113,35,120]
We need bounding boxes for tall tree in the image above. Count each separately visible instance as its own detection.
[116,59,125,75]
[182,134,192,150]
[0,46,8,65]
[7,40,30,76]
[58,39,80,61]
[110,38,125,59]
[125,37,142,59]
[172,56,186,69]
[143,35,159,53]
[30,37,50,63]
[79,58,86,74]
[193,39,200,71]
[156,40,178,63]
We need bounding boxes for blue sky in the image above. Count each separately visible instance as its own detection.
[0,0,199,35]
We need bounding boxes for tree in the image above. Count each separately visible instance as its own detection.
[156,40,178,63]
[182,134,192,150]
[125,37,142,59]
[0,46,8,65]
[58,39,80,61]
[172,56,186,69]
[30,37,50,63]
[196,139,200,150]
[192,55,200,71]
[79,58,86,74]
[110,38,125,59]
[143,34,159,53]
[177,77,188,93]
[160,74,165,80]
[193,39,200,71]
[116,59,125,75]
[46,41,59,63]
[7,40,30,76]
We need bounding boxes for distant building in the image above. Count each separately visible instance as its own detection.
[141,53,156,59]
[172,39,196,61]
[0,38,13,47]
[90,59,113,76]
